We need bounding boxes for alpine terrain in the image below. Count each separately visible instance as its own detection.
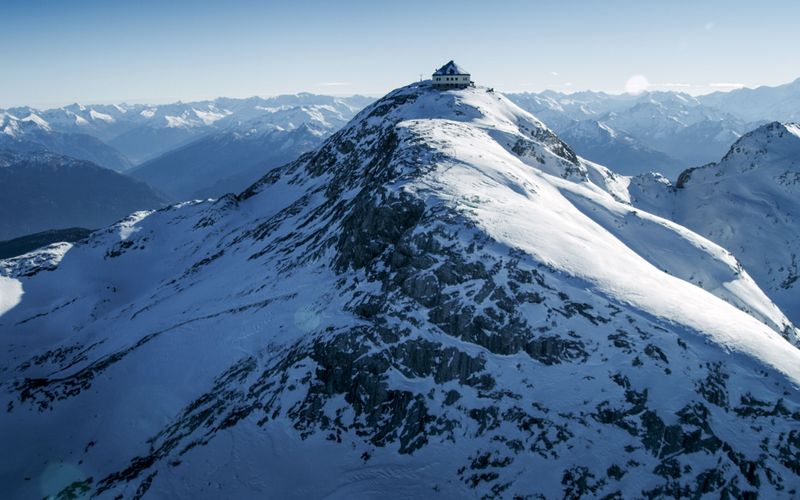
[2,95,373,166]
[0,228,93,260]
[629,121,800,325]
[0,152,166,241]
[0,111,132,172]
[507,91,760,178]
[1,82,799,499]
[129,98,366,200]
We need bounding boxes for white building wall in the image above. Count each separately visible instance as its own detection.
[432,74,471,86]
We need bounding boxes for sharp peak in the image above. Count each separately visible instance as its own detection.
[679,121,800,186]
[736,121,800,141]
[716,121,800,167]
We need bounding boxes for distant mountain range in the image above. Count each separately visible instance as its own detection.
[1,94,372,166]
[0,111,132,171]
[3,79,798,189]
[0,152,166,240]
[553,119,684,176]
[128,97,367,199]
[505,84,786,178]
[1,95,372,204]
[700,77,800,122]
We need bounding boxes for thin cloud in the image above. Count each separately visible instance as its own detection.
[704,21,716,31]
[652,83,692,88]
[550,71,559,76]
[709,83,745,89]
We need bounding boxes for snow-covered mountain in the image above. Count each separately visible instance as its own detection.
[699,78,800,122]
[630,121,800,325]
[128,106,357,200]
[508,91,760,178]
[601,98,751,168]
[3,95,373,165]
[0,152,166,240]
[0,227,92,260]
[104,97,369,164]
[1,83,799,498]
[506,90,643,127]
[557,119,683,176]
[0,111,132,171]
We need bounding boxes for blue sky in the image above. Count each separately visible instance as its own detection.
[1,0,799,107]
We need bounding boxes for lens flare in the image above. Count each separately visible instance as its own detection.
[625,74,650,95]
[294,306,321,333]
[39,462,86,498]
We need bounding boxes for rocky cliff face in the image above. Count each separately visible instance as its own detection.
[1,83,799,499]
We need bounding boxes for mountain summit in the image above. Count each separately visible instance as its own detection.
[1,82,799,498]
[717,121,800,169]
[632,121,800,326]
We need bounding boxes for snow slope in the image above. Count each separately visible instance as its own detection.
[1,83,799,498]
[0,276,22,316]
[631,121,800,325]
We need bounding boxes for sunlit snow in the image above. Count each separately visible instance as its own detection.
[0,276,23,317]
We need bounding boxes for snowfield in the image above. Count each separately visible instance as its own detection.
[630,121,800,326]
[396,90,799,379]
[0,276,22,316]
[1,82,799,498]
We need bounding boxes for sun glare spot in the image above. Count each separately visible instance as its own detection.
[625,74,650,95]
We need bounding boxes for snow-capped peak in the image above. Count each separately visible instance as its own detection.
[719,121,800,169]
[89,109,115,123]
[192,107,230,125]
[20,113,51,131]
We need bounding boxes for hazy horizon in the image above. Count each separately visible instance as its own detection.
[3,0,800,108]
[2,74,798,111]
